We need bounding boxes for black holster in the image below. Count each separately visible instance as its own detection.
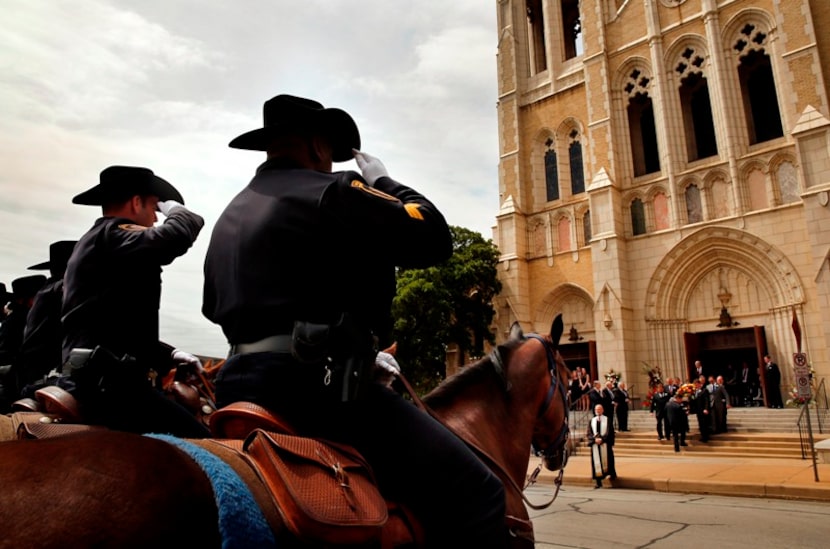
[290,314,376,402]
[62,346,148,397]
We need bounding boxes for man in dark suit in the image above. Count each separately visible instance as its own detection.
[693,360,705,380]
[763,354,784,408]
[666,394,689,452]
[738,361,756,407]
[613,381,631,431]
[602,380,616,420]
[691,376,711,442]
[650,383,671,441]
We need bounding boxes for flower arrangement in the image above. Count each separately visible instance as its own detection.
[675,383,696,401]
[642,389,655,409]
[605,369,622,383]
[641,362,663,389]
[786,386,813,408]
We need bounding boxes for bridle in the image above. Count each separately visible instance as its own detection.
[487,333,570,510]
[523,334,570,508]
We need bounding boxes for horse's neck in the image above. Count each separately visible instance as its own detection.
[428,385,533,492]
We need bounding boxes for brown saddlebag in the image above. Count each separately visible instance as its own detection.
[243,429,388,546]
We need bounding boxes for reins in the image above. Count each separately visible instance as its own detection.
[397,333,568,517]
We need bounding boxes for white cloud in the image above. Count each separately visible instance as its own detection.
[0,0,499,357]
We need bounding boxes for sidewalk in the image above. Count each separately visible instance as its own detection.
[528,452,830,502]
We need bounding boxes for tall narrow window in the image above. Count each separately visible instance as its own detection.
[561,0,583,60]
[734,25,783,144]
[545,140,560,201]
[685,184,703,224]
[628,93,660,176]
[527,0,547,75]
[624,68,660,177]
[675,47,718,161]
[631,198,646,236]
[569,137,585,195]
[582,210,592,245]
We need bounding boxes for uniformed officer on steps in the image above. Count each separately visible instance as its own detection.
[203,94,508,548]
[61,166,209,437]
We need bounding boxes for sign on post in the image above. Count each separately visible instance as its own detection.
[793,352,811,399]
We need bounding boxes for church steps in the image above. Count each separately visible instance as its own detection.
[574,408,830,460]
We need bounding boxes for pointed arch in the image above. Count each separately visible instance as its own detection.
[645,227,804,320]
[536,283,594,337]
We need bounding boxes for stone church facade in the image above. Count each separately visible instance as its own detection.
[492,0,830,403]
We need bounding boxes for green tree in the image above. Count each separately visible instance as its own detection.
[391,226,502,394]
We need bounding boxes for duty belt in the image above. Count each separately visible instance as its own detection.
[229,334,292,356]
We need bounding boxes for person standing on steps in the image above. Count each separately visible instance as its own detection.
[763,354,784,408]
[666,393,689,452]
[613,381,630,431]
[587,403,616,488]
[650,382,670,441]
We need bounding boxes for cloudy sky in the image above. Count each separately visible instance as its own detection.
[0,1,500,357]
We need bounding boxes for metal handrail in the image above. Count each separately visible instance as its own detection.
[795,377,823,481]
[567,394,592,455]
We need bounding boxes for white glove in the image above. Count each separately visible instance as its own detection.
[157,200,185,216]
[374,351,401,387]
[375,351,401,375]
[352,149,389,186]
[171,349,204,374]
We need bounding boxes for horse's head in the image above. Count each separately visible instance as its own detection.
[503,314,570,475]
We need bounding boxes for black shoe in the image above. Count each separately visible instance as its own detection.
[674,447,680,452]
[658,437,664,440]
[610,475,617,481]
[680,443,688,446]
[594,483,602,489]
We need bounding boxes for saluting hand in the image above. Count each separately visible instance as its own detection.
[157,200,185,216]
[353,149,389,186]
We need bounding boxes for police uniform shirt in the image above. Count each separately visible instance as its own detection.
[203,161,453,346]
[62,208,204,366]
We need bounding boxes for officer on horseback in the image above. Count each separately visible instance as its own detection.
[203,94,508,547]
[60,166,209,437]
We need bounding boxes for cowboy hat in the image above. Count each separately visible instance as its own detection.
[28,240,78,274]
[11,275,47,300]
[72,166,184,206]
[228,94,360,162]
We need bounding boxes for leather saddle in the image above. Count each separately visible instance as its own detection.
[10,390,424,547]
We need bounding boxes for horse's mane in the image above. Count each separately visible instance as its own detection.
[423,340,521,409]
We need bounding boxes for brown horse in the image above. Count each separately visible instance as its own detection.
[0,314,569,548]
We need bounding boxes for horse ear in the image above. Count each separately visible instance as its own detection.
[509,321,524,341]
[550,314,563,347]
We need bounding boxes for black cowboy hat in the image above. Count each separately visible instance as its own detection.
[28,240,78,273]
[72,166,184,206]
[228,94,360,162]
[0,282,9,303]
[11,275,47,300]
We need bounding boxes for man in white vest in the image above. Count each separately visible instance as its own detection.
[587,403,617,488]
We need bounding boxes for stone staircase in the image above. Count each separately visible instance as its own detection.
[570,408,830,460]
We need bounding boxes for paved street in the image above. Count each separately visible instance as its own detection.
[526,485,830,548]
